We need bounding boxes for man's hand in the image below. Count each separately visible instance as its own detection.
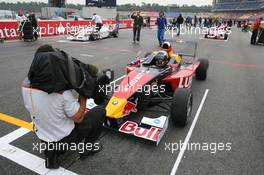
[131,12,136,18]
[70,96,87,123]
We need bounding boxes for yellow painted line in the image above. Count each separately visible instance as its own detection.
[0,113,33,131]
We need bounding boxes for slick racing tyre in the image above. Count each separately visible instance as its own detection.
[224,34,228,40]
[196,59,209,80]
[112,31,119,38]
[89,35,95,41]
[171,88,193,126]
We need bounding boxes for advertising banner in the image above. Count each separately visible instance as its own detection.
[0,19,132,40]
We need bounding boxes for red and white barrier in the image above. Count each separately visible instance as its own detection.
[0,19,134,40]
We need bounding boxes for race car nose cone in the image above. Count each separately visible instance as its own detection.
[106,97,127,119]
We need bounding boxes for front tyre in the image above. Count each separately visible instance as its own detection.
[171,88,193,126]
[196,59,209,80]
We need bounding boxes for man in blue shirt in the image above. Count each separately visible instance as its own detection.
[157,11,167,46]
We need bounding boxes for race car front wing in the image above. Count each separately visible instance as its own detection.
[109,116,169,146]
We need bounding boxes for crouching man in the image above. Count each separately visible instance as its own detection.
[22,45,106,169]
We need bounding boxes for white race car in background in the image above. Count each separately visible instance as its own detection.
[67,25,119,41]
[205,25,230,40]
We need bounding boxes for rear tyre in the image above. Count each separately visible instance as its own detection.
[205,34,208,38]
[89,35,95,41]
[224,34,228,40]
[171,88,193,126]
[196,59,209,80]
[112,31,119,38]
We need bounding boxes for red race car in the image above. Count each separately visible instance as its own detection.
[104,42,209,145]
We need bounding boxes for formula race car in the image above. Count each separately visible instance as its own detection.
[101,42,209,145]
[67,24,118,41]
[205,25,230,40]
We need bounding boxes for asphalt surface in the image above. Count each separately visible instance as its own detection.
[0,27,264,175]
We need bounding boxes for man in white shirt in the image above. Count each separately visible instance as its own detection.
[92,13,103,31]
[22,45,106,169]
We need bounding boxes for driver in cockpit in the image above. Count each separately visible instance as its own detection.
[153,50,170,67]
[142,42,181,67]
[160,42,181,64]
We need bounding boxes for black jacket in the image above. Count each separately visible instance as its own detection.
[28,51,71,93]
[28,50,98,98]
[28,15,38,28]
[131,15,144,27]
[177,16,184,25]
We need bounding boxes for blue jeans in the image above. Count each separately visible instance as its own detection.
[177,24,181,35]
[157,28,165,45]
[116,23,120,31]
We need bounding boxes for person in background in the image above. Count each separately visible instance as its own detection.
[156,11,167,47]
[228,19,233,27]
[28,13,38,40]
[17,11,26,40]
[185,16,189,26]
[92,13,103,31]
[147,16,151,28]
[219,17,223,26]
[115,13,120,32]
[215,18,219,26]
[208,17,213,28]
[131,11,144,43]
[176,14,184,36]
[194,15,197,27]
[251,18,263,45]
[172,17,177,28]
[199,17,202,27]
[204,17,208,28]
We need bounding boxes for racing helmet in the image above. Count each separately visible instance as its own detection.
[154,51,169,67]
[161,42,172,52]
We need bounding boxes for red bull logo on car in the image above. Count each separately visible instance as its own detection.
[119,121,161,141]
[123,100,138,116]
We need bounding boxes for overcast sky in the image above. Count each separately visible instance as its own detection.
[0,0,212,6]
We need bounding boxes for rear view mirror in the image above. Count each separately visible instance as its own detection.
[102,69,114,82]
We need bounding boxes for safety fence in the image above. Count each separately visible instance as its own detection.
[0,19,157,40]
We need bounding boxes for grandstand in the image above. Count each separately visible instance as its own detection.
[48,0,66,8]
[212,0,264,11]
[166,4,180,17]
